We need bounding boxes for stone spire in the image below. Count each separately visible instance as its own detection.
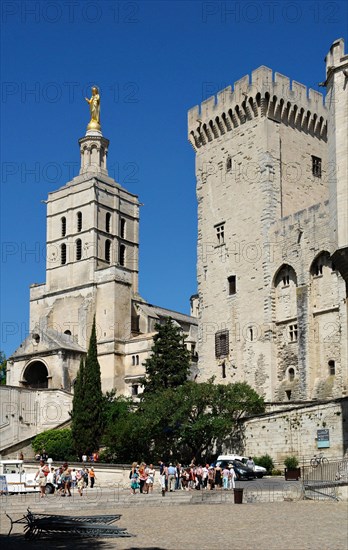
[79,85,109,176]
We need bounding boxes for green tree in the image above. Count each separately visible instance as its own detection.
[71,317,104,457]
[140,380,265,463]
[101,392,150,462]
[142,317,191,393]
[0,351,7,385]
[32,429,75,461]
[102,380,265,465]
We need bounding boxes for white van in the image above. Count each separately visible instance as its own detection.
[0,460,38,493]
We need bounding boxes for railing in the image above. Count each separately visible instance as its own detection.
[302,458,348,501]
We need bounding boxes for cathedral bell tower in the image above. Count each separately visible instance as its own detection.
[8,86,140,392]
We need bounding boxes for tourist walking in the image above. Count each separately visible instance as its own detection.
[167,463,176,492]
[145,464,155,493]
[229,464,236,490]
[215,464,223,489]
[130,463,139,495]
[76,469,85,496]
[62,462,72,496]
[34,459,49,498]
[89,467,96,488]
[138,463,148,493]
[208,466,215,490]
[202,464,209,489]
[222,466,230,489]
[83,467,89,487]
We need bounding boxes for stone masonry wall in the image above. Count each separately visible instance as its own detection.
[242,398,348,464]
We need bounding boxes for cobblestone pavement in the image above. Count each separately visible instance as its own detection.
[1,500,347,549]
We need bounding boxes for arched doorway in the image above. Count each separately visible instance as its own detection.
[23,361,49,389]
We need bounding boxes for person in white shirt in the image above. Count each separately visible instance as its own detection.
[229,464,236,490]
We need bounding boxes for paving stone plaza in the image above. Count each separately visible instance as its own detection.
[1,489,347,549]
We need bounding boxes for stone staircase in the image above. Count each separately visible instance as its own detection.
[0,481,305,518]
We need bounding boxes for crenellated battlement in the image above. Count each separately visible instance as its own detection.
[188,66,327,150]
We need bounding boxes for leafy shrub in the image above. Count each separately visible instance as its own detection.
[32,429,76,462]
[254,454,274,473]
[271,469,282,476]
[284,455,299,469]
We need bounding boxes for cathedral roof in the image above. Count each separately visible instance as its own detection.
[134,301,198,326]
[10,328,86,360]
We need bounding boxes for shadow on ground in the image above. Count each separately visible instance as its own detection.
[1,534,166,550]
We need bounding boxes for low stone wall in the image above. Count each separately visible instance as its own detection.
[243,398,348,464]
[23,461,132,489]
[0,386,73,454]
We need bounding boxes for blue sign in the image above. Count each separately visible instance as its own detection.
[317,429,330,448]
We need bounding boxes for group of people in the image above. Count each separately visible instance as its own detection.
[129,461,238,496]
[35,460,96,498]
[82,452,99,463]
[129,462,156,494]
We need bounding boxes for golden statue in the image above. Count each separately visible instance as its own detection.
[85,86,101,131]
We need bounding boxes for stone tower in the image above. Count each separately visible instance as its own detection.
[188,47,347,401]
[325,38,348,285]
[7,124,140,392]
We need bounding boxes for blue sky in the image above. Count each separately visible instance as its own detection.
[1,0,347,357]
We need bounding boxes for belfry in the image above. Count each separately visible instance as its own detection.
[6,87,197,396]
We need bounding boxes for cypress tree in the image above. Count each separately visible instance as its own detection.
[71,317,104,456]
[71,356,86,458]
[142,317,191,393]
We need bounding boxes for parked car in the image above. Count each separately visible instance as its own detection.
[216,454,267,478]
[215,459,255,480]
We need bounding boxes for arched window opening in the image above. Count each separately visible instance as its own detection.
[64,330,72,336]
[106,212,111,233]
[76,239,82,261]
[288,367,295,381]
[105,239,111,264]
[249,327,254,342]
[285,390,292,401]
[120,244,126,266]
[61,217,66,237]
[274,264,297,289]
[77,211,82,232]
[23,361,48,389]
[120,218,126,239]
[61,243,67,265]
[226,156,232,172]
[136,355,139,365]
[328,360,335,375]
[132,355,135,366]
[310,252,331,278]
[131,384,139,396]
[221,361,226,379]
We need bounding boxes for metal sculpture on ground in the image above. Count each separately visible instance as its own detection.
[5,508,134,540]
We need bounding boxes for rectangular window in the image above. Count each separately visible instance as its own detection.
[215,223,225,245]
[312,156,322,178]
[288,324,298,343]
[228,275,236,295]
[215,330,229,358]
